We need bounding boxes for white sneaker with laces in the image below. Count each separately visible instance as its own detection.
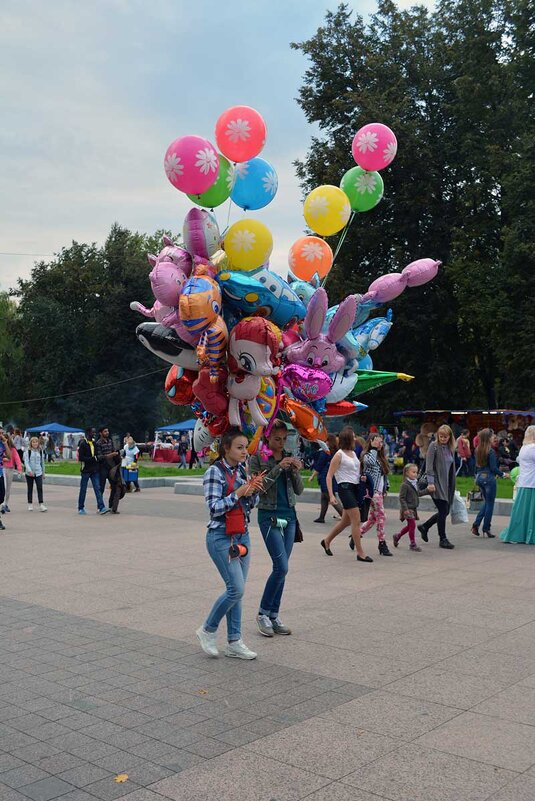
[256,614,274,637]
[28,505,33,511]
[39,504,47,512]
[225,639,257,660]
[196,626,218,657]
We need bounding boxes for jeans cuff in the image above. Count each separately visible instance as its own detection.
[258,607,271,617]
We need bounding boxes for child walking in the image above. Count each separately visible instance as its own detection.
[24,436,47,511]
[360,434,392,556]
[393,463,429,551]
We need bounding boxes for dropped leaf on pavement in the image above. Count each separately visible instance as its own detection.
[114,774,129,783]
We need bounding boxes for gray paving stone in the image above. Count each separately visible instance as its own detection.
[2,764,52,788]
[17,776,76,801]
[340,742,518,801]
[83,776,142,800]
[0,753,26,773]
[34,755,85,777]
[0,785,29,801]
[10,742,62,764]
[181,736,235,759]
[57,764,112,788]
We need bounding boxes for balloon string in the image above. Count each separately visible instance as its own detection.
[322,211,356,288]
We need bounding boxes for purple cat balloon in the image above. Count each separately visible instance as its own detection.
[285,288,357,373]
[280,363,332,403]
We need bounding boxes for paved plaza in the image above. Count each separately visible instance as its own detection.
[0,483,534,801]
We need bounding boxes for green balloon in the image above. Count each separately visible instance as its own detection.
[187,154,233,208]
[340,166,384,213]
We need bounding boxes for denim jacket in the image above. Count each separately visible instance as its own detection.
[476,449,504,480]
[249,452,304,511]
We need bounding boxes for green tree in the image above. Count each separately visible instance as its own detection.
[11,225,176,437]
[0,292,24,424]
[292,0,533,415]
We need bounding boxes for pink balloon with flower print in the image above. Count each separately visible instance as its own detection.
[215,105,267,163]
[352,123,397,172]
[164,135,219,194]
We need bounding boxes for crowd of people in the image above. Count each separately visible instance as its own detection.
[195,421,535,660]
[1,417,533,665]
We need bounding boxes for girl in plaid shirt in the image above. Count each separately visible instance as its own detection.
[196,427,264,661]
[360,433,392,557]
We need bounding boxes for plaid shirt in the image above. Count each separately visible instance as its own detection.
[203,459,257,530]
[361,448,390,495]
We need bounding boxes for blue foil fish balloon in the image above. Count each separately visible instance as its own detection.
[217,268,306,327]
[287,271,320,309]
[331,309,393,360]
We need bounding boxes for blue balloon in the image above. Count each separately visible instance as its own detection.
[217,268,306,328]
[231,157,278,211]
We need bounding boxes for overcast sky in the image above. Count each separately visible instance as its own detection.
[0,0,432,292]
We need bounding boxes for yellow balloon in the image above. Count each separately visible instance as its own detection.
[303,185,352,236]
[223,219,273,271]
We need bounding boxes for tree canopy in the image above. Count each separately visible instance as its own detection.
[291,0,534,415]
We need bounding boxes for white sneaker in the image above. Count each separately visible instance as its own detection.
[28,505,33,511]
[196,626,218,658]
[39,504,47,512]
[256,614,274,637]
[225,639,257,660]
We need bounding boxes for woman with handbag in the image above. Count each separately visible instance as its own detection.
[472,428,508,538]
[250,419,304,638]
[418,425,456,549]
[500,425,535,544]
[196,427,264,660]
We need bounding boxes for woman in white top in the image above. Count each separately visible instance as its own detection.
[321,427,373,562]
[500,425,535,544]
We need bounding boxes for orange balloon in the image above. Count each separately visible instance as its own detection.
[279,395,328,443]
[288,236,333,281]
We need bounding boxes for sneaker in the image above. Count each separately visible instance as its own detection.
[4,505,9,513]
[439,538,455,549]
[0,519,5,530]
[378,540,393,556]
[39,504,47,512]
[196,626,219,657]
[256,614,274,637]
[271,617,291,635]
[418,524,428,543]
[1,505,5,514]
[393,533,400,548]
[78,509,87,515]
[99,507,110,515]
[225,639,257,660]
[409,542,422,552]
[28,505,33,511]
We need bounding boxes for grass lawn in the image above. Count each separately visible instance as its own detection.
[46,462,514,498]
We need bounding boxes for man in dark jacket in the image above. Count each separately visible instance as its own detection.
[95,426,118,493]
[78,429,109,515]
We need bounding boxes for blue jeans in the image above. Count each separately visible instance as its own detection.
[78,472,106,511]
[258,517,296,618]
[204,527,250,642]
[475,474,497,532]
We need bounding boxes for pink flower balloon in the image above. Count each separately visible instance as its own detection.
[402,258,441,287]
[164,135,219,194]
[352,123,397,172]
[215,105,267,163]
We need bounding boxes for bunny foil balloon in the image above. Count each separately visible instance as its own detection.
[285,288,357,374]
[147,236,192,308]
[227,317,281,428]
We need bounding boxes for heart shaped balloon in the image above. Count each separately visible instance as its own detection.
[280,363,332,403]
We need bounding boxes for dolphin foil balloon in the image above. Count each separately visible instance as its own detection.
[217,269,306,328]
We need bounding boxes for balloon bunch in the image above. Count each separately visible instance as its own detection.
[133,110,440,453]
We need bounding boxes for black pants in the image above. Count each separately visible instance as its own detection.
[424,498,450,540]
[0,476,5,506]
[318,491,343,521]
[26,475,44,504]
[99,465,111,494]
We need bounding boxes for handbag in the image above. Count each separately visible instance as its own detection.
[467,487,484,511]
[218,463,246,536]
